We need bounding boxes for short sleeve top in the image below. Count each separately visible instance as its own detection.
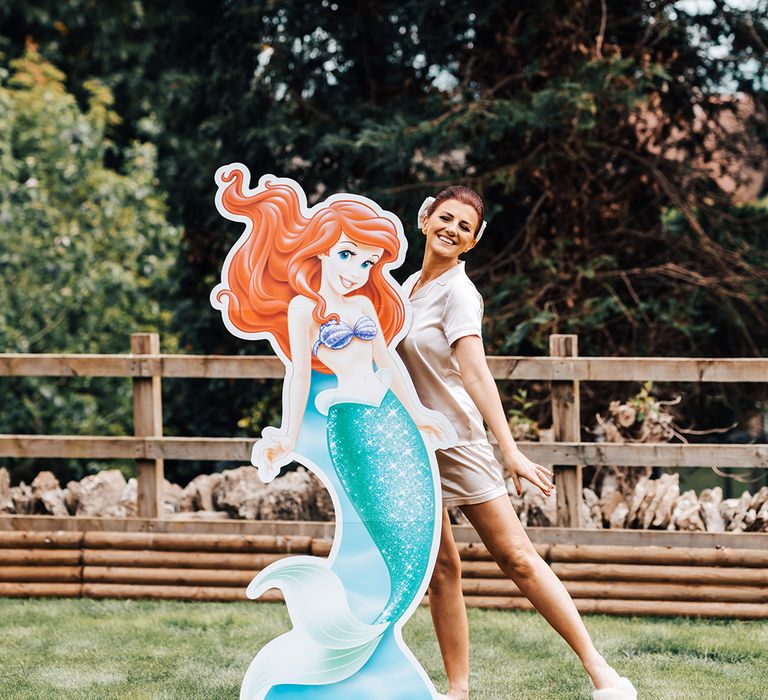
[397,262,487,446]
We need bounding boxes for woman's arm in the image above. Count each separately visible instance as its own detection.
[453,335,554,496]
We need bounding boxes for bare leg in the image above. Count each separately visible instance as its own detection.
[461,496,624,690]
[428,509,470,700]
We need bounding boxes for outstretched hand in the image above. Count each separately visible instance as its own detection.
[250,427,295,483]
[414,409,456,450]
[504,447,554,497]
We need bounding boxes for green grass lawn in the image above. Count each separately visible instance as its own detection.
[0,599,765,699]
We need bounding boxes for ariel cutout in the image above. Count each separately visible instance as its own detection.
[210,165,457,700]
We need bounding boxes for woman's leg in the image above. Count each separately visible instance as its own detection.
[428,508,470,700]
[461,496,624,690]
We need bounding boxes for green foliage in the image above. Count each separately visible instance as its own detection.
[506,388,540,441]
[626,382,658,425]
[0,47,180,482]
[1,1,767,456]
[235,381,284,436]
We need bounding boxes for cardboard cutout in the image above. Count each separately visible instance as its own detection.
[211,164,456,700]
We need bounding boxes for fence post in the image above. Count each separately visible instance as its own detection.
[549,334,582,527]
[131,332,164,518]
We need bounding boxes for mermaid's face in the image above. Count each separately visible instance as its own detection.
[319,233,384,296]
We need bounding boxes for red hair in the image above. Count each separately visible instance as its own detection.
[215,168,405,373]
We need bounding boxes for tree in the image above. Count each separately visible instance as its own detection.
[3,1,767,445]
[0,46,180,482]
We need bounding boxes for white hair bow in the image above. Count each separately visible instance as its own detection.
[417,195,487,241]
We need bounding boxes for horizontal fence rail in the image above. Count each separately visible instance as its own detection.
[2,436,767,468]
[2,353,768,382]
[2,516,767,549]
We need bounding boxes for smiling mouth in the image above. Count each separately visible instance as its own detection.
[436,234,457,246]
[339,275,356,289]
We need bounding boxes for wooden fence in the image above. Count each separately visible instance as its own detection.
[2,332,766,523]
[1,332,767,616]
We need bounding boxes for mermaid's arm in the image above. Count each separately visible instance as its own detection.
[281,296,314,442]
[252,296,313,479]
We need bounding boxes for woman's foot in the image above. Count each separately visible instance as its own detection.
[583,653,624,690]
[444,685,469,700]
[591,676,637,700]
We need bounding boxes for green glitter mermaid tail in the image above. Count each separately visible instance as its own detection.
[240,381,441,699]
[327,389,437,624]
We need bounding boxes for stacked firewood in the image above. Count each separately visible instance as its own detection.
[0,466,334,522]
[590,382,681,493]
[582,475,768,532]
[582,383,767,531]
[492,382,767,531]
[4,462,766,531]
[3,377,765,533]
[498,475,768,532]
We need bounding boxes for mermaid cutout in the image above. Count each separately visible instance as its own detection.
[210,166,457,700]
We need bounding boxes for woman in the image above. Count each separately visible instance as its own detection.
[397,186,637,700]
[211,165,456,699]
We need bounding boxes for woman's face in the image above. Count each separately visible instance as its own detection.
[421,199,479,259]
[319,232,384,296]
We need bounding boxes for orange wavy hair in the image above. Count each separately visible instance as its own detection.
[215,169,405,373]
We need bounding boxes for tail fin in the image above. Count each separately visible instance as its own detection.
[240,556,388,700]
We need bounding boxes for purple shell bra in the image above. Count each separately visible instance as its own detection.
[312,315,378,357]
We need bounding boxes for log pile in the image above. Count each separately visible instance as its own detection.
[583,475,768,532]
[0,530,765,618]
[4,464,765,532]
[500,474,768,532]
[0,466,334,522]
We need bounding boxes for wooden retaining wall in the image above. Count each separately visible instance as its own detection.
[2,526,766,619]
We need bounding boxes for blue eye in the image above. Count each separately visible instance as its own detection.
[338,250,352,260]
[361,261,373,269]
